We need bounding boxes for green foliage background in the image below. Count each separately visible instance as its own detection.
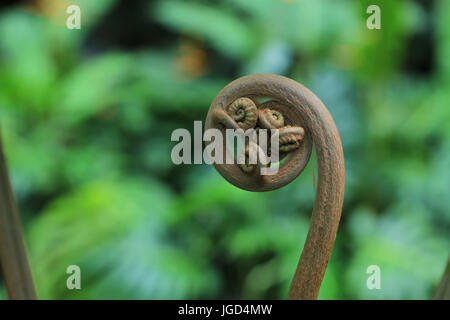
[0,0,448,299]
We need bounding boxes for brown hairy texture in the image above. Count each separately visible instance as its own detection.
[258,108,285,129]
[227,97,258,130]
[205,74,345,299]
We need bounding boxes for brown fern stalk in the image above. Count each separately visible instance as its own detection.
[0,131,37,300]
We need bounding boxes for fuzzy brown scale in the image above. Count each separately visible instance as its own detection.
[258,108,285,129]
[218,98,306,174]
[227,97,258,130]
[279,125,305,153]
[238,144,255,173]
[205,74,345,300]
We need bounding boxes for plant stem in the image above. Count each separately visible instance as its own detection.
[434,258,450,300]
[0,131,37,299]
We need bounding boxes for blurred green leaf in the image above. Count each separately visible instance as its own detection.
[153,1,257,59]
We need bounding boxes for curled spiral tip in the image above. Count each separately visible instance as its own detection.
[239,163,255,173]
[278,125,305,153]
[258,108,285,129]
[238,144,254,173]
[237,142,269,174]
[228,97,258,130]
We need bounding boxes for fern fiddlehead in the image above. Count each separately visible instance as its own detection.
[205,74,345,299]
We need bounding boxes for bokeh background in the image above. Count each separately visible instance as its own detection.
[0,0,449,299]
